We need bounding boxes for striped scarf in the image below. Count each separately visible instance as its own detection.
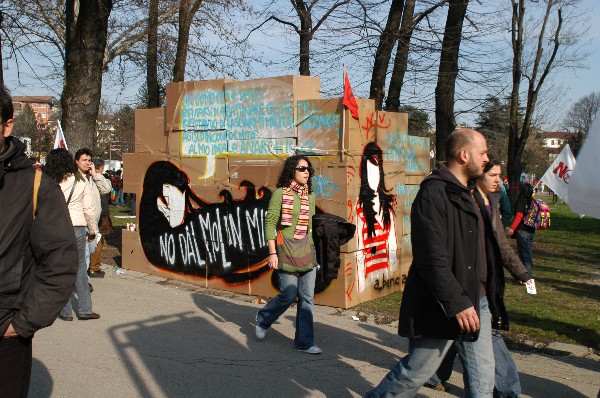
[280,181,310,239]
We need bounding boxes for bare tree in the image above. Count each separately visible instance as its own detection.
[246,0,351,76]
[173,0,204,82]
[434,0,468,164]
[507,0,562,196]
[563,92,600,135]
[146,0,160,107]
[369,0,405,109]
[61,0,113,151]
[385,0,446,111]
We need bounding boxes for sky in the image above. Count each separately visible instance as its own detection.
[4,0,599,131]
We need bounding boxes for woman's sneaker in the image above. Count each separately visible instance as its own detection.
[255,324,267,340]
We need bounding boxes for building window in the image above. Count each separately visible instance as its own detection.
[41,113,47,119]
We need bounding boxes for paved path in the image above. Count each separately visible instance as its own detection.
[29,266,600,398]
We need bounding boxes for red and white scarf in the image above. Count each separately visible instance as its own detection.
[281,181,310,239]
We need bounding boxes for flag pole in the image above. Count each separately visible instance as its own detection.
[341,64,346,163]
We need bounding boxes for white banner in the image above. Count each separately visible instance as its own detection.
[540,144,576,203]
[568,118,600,218]
[53,121,68,150]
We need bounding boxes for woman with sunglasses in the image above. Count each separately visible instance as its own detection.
[255,155,321,354]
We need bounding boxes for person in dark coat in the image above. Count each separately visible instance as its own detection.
[426,155,533,396]
[0,85,78,397]
[367,128,494,398]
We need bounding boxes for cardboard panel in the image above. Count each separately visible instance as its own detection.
[122,153,169,194]
[227,138,296,157]
[228,157,282,190]
[344,98,376,153]
[396,184,420,235]
[135,108,167,154]
[177,157,229,187]
[168,131,181,157]
[180,129,227,157]
[296,98,342,155]
[165,79,233,131]
[225,77,297,141]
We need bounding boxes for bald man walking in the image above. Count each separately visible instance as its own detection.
[366,129,494,398]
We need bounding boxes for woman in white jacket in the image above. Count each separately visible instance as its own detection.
[43,148,100,320]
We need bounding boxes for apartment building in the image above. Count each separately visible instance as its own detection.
[12,96,60,125]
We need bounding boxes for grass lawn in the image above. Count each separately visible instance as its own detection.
[356,194,600,350]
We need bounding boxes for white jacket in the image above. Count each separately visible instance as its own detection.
[59,174,99,234]
[83,172,111,224]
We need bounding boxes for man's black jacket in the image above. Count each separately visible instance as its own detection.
[0,137,78,338]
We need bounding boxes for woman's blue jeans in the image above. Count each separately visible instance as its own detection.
[60,227,93,316]
[256,268,316,350]
[515,230,534,275]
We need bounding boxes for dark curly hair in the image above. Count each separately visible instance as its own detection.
[276,155,314,193]
[517,182,534,207]
[43,148,78,183]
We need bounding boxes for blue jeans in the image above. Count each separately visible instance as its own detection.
[515,230,534,275]
[256,268,316,349]
[367,297,494,398]
[427,332,520,398]
[492,332,520,398]
[455,297,495,397]
[116,189,124,206]
[60,227,93,316]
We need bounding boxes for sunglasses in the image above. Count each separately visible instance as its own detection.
[295,166,312,172]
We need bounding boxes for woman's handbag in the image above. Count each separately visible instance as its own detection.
[98,214,114,235]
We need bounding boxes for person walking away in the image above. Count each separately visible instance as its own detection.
[507,183,535,275]
[366,128,494,397]
[89,158,112,277]
[0,85,78,398]
[255,155,321,355]
[44,148,100,321]
[426,155,534,397]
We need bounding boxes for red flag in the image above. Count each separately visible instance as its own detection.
[343,69,359,119]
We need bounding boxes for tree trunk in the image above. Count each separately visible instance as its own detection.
[173,0,203,82]
[0,11,4,87]
[369,0,405,111]
[147,0,160,108]
[507,0,561,201]
[434,0,468,164]
[384,0,415,112]
[297,2,312,76]
[61,0,113,152]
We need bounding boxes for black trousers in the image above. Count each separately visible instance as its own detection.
[0,336,32,398]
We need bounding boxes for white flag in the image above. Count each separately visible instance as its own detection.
[53,121,68,150]
[568,118,600,218]
[540,144,576,204]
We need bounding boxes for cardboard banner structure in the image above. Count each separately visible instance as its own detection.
[568,118,600,218]
[539,144,576,203]
[122,75,430,308]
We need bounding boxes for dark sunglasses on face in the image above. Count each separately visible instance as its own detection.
[295,166,312,172]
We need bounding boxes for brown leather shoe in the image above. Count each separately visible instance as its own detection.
[78,312,100,320]
[58,315,73,321]
[88,270,105,278]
